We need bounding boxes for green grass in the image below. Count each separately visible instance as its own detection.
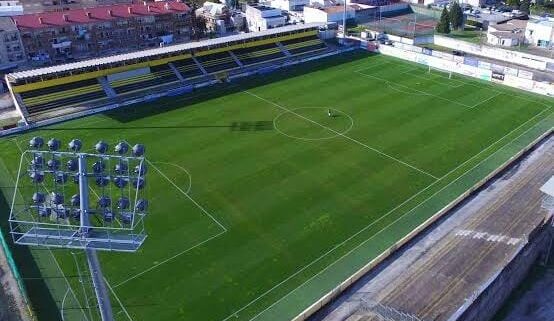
[0,51,552,321]
[446,29,484,44]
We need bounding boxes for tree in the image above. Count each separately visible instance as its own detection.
[519,0,531,14]
[436,7,451,34]
[449,1,464,30]
[506,0,520,7]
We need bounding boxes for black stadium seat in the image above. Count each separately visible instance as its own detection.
[195,51,239,74]
[20,79,107,115]
[281,35,327,56]
[172,58,204,79]
[110,64,180,95]
[232,43,285,66]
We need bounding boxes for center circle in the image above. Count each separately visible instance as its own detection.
[273,107,354,141]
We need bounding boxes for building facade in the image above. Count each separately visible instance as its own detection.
[12,1,191,65]
[0,17,25,70]
[245,5,286,32]
[303,5,355,24]
[525,18,554,48]
[196,1,245,35]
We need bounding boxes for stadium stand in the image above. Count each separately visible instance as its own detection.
[109,64,179,95]
[194,52,240,74]
[281,34,327,56]
[232,43,285,66]
[19,79,107,116]
[5,23,328,124]
[171,58,204,79]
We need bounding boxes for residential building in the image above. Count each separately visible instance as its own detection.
[196,1,244,35]
[486,19,527,47]
[12,1,191,65]
[303,5,355,24]
[0,1,23,16]
[0,17,25,70]
[525,17,554,48]
[245,5,286,32]
[269,0,310,12]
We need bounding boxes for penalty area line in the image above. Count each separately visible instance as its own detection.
[113,159,227,288]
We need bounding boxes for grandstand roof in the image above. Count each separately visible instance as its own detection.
[8,23,324,81]
[12,1,189,30]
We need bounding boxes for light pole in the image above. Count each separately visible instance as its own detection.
[9,137,149,321]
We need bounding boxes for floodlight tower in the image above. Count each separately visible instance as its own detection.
[9,137,149,321]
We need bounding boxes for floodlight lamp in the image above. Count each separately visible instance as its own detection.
[92,161,105,174]
[71,194,80,207]
[66,158,78,171]
[134,164,147,175]
[68,139,82,152]
[47,138,61,151]
[115,142,129,155]
[113,177,128,188]
[31,154,44,169]
[114,161,128,174]
[29,137,44,149]
[47,159,60,171]
[117,197,130,209]
[32,192,45,204]
[133,177,145,190]
[95,141,109,154]
[103,210,114,222]
[98,196,111,208]
[136,199,148,211]
[55,172,69,184]
[29,171,44,183]
[95,176,110,187]
[132,144,145,157]
[51,192,64,205]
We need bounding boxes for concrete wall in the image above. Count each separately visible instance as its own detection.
[456,221,553,321]
[434,35,554,71]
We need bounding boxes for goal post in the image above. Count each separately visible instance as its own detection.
[428,65,452,79]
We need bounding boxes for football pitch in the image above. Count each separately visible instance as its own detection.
[0,51,552,321]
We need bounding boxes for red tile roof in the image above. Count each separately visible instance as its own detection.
[13,1,190,30]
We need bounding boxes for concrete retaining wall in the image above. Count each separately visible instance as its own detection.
[455,220,553,321]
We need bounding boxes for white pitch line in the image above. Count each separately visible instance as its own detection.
[112,158,227,288]
[353,61,390,73]
[245,105,553,321]
[105,277,134,321]
[244,90,439,180]
[355,70,472,108]
[469,92,501,110]
[113,229,226,288]
[220,106,552,321]
[147,159,227,232]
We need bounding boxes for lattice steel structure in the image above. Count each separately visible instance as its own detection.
[8,137,149,321]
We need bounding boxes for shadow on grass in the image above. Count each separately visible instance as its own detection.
[102,50,374,124]
[37,121,275,132]
[0,191,61,321]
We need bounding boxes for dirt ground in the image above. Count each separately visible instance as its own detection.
[0,244,29,321]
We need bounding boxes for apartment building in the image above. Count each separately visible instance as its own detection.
[0,17,25,70]
[196,1,245,35]
[12,1,191,65]
[245,5,286,32]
